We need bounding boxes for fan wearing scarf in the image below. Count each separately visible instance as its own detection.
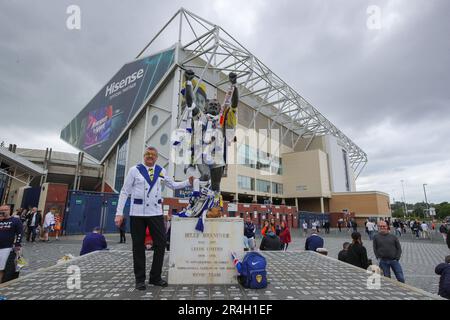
[114,146,194,290]
[173,69,239,231]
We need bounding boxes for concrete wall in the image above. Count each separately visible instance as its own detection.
[282,149,331,198]
[329,192,391,218]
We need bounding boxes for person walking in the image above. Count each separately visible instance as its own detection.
[352,219,358,232]
[302,221,308,236]
[366,219,376,240]
[279,220,291,251]
[420,221,429,239]
[346,232,370,269]
[324,221,330,234]
[0,205,23,283]
[42,208,56,242]
[435,255,450,300]
[26,207,41,242]
[305,230,324,252]
[243,216,256,251]
[115,146,193,290]
[373,221,405,283]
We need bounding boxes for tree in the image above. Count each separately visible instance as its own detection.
[435,202,450,220]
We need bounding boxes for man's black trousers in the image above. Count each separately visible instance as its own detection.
[130,215,166,284]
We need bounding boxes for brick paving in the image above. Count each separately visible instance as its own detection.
[0,229,447,300]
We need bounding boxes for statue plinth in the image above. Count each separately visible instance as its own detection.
[168,217,244,284]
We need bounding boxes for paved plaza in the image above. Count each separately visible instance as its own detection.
[0,229,448,300]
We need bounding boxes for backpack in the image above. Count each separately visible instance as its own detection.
[238,252,267,289]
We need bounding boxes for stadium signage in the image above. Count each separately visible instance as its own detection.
[105,69,144,97]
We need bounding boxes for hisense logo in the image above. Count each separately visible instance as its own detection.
[105,69,144,97]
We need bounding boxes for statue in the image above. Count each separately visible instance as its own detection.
[172,69,239,231]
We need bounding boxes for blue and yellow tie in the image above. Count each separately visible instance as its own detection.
[148,167,154,181]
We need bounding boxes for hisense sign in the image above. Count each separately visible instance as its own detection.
[105,69,144,97]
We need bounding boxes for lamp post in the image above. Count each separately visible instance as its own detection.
[401,180,408,218]
[423,184,430,219]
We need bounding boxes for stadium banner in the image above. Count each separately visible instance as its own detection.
[60,48,175,161]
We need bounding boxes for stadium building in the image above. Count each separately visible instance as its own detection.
[1,9,391,229]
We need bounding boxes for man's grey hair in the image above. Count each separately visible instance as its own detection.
[144,146,158,155]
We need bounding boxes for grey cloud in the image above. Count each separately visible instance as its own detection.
[0,0,449,202]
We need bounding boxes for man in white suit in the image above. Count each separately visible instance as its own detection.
[115,146,193,290]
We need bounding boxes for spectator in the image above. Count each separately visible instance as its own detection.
[0,205,23,283]
[435,255,450,300]
[439,223,448,242]
[145,226,153,251]
[400,221,406,234]
[420,221,429,239]
[244,216,256,251]
[412,220,420,238]
[447,228,450,250]
[259,231,282,251]
[53,212,62,241]
[42,208,56,242]
[80,227,107,256]
[269,218,278,235]
[337,219,342,232]
[373,221,405,283]
[26,207,41,242]
[118,216,127,244]
[275,223,281,237]
[279,220,291,251]
[393,219,401,237]
[346,232,370,269]
[352,219,358,232]
[305,230,324,252]
[302,221,308,236]
[366,219,376,240]
[165,214,172,251]
[338,242,350,262]
[261,220,274,237]
[324,221,330,234]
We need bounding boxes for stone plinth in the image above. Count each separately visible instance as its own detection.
[168,217,244,285]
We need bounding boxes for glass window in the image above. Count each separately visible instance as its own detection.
[256,179,271,193]
[238,175,254,191]
[272,182,283,195]
[114,138,128,191]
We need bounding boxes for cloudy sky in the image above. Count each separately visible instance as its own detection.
[1,0,449,203]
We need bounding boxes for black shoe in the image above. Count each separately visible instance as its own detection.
[135,282,147,290]
[149,279,168,287]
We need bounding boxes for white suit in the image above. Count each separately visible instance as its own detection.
[116,164,190,217]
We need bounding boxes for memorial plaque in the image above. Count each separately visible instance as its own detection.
[168,217,244,284]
